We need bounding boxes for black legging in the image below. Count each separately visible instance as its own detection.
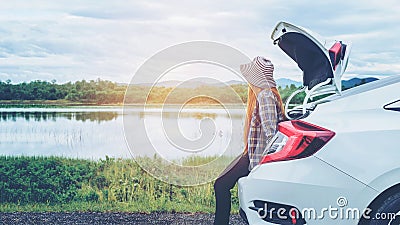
[213,152,250,225]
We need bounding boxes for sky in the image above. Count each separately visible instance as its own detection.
[1,0,400,84]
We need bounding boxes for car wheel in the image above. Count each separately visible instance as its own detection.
[361,191,400,225]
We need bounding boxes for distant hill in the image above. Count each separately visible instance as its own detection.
[276,78,302,88]
[276,77,378,89]
[133,77,378,89]
[135,78,300,88]
[342,77,379,89]
[136,79,244,88]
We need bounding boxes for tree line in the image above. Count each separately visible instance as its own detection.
[0,79,306,105]
[0,79,126,104]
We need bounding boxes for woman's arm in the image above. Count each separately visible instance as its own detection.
[258,91,278,149]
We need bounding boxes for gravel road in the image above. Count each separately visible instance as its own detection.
[0,212,248,225]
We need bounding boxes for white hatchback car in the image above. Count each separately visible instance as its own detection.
[238,22,400,225]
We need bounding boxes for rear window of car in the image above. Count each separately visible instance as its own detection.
[316,76,400,104]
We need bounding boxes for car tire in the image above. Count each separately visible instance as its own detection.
[360,191,400,225]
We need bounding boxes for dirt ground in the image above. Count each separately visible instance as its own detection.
[0,212,248,225]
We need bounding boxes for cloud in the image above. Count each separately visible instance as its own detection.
[0,0,399,84]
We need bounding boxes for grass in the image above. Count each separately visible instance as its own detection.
[0,155,240,214]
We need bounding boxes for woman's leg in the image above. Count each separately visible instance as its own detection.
[213,153,250,225]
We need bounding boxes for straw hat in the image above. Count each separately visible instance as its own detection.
[240,56,276,88]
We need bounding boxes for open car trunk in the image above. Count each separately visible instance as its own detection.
[271,21,351,119]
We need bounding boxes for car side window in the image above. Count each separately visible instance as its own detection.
[384,99,400,112]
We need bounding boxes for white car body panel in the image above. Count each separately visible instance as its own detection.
[307,79,400,193]
[239,157,377,225]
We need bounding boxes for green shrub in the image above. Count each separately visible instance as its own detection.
[0,156,95,204]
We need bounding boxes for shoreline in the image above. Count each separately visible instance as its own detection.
[0,101,246,108]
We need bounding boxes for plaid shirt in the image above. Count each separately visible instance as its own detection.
[248,89,284,170]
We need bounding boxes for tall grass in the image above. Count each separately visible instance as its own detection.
[0,155,239,213]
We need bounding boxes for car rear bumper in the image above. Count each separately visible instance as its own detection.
[238,156,377,225]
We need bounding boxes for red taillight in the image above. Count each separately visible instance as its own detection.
[259,120,335,164]
[291,209,297,224]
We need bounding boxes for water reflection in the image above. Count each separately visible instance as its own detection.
[0,106,245,159]
[0,111,119,122]
[138,111,242,119]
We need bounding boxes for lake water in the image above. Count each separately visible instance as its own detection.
[0,105,246,160]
